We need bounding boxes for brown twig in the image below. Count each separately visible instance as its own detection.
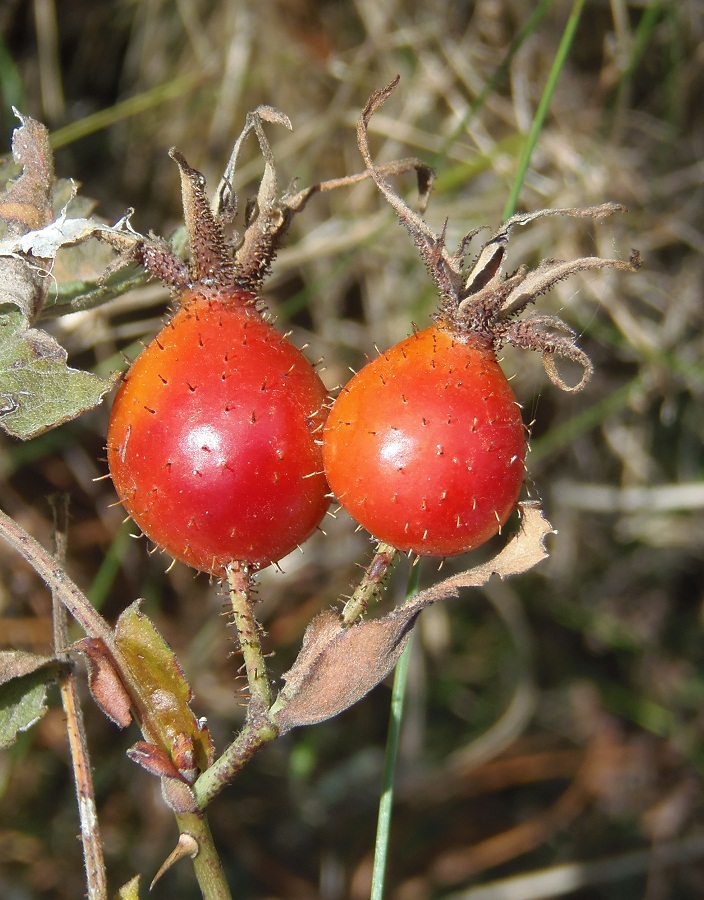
[49,495,108,900]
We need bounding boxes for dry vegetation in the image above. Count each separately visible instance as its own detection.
[1,0,703,898]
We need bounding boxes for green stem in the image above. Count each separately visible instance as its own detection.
[503,0,587,220]
[341,542,399,627]
[226,564,272,711]
[193,715,278,809]
[370,561,422,899]
[174,812,232,900]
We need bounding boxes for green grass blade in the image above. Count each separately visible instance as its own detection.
[370,561,422,900]
[49,72,204,149]
[503,0,587,220]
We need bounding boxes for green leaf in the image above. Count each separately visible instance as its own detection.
[0,307,115,438]
[114,875,141,899]
[0,650,60,748]
[115,601,214,774]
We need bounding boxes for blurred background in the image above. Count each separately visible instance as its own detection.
[1,0,703,897]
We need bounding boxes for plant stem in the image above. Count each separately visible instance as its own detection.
[0,507,169,746]
[503,0,586,220]
[341,542,398,626]
[226,563,272,711]
[0,507,119,646]
[193,714,277,809]
[370,561,421,899]
[174,812,232,900]
[50,495,108,900]
[0,507,234,895]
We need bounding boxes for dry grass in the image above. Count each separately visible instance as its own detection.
[1,0,704,897]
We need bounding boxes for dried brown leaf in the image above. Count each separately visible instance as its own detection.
[0,111,54,235]
[74,637,133,728]
[126,740,184,781]
[273,505,552,733]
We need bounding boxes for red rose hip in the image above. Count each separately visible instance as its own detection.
[323,324,526,557]
[108,289,330,574]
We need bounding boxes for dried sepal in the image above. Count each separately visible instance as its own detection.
[504,314,594,392]
[169,149,237,289]
[103,94,434,303]
[357,79,640,393]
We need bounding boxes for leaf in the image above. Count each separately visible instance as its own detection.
[0,112,145,323]
[114,875,141,900]
[273,504,552,733]
[115,601,214,773]
[126,741,184,780]
[73,638,132,728]
[0,308,115,439]
[0,649,57,683]
[0,112,55,323]
[0,650,61,748]
[0,111,54,235]
[272,609,415,733]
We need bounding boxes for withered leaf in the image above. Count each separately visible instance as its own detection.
[0,111,54,235]
[273,504,552,734]
[0,113,54,323]
[74,637,132,728]
[273,609,416,733]
[126,740,185,781]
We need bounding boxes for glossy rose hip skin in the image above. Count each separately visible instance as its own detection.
[107,290,330,574]
[323,324,526,557]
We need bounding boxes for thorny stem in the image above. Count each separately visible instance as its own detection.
[50,496,108,900]
[226,563,272,711]
[341,542,399,627]
[0,507,231,898]
[193,714,277,809]
[0,507,165,746]
[173,812,233,900]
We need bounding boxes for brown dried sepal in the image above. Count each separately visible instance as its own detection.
[357,77,640,392]
[112,102,433,307]
[73,637,132,728]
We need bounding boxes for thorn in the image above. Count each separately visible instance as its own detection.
[150,833,199,891]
